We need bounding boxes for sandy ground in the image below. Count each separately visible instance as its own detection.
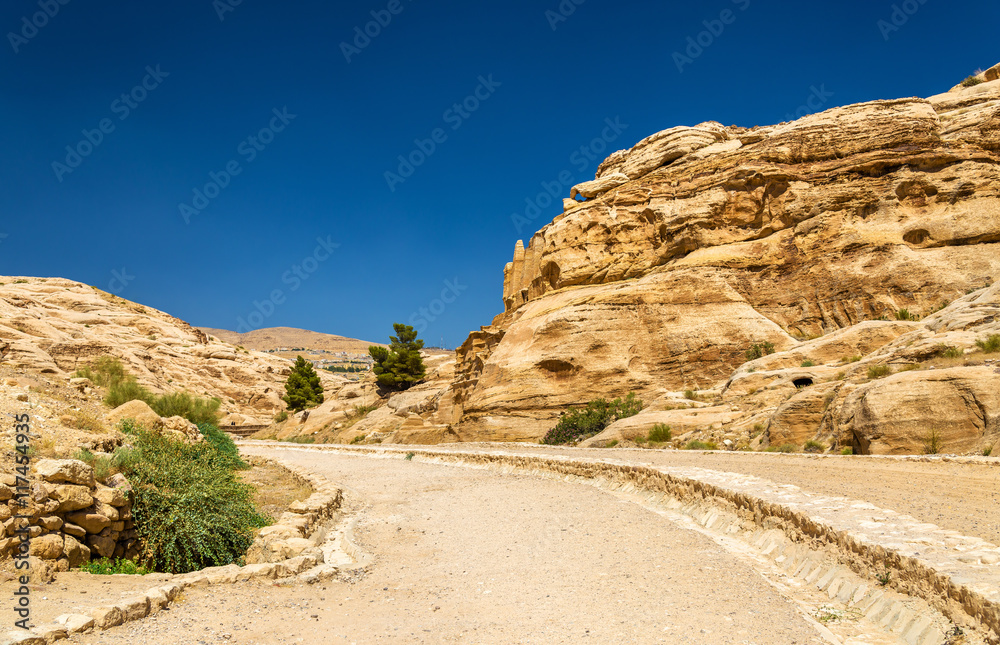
[65,450,829,644]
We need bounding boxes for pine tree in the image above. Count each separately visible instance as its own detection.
[283,356,324,412]
[369,323,426,392]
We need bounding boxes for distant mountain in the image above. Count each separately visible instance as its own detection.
[198,326,382,354]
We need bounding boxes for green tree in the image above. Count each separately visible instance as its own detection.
[369,323,426,392]
[283,356,324,412]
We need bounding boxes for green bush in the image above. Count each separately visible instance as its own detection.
[283,356,325,413]
[198,423,247,470]
[541,393,643,445]
[105,377,156,409]
[766,443,797,453]
[647,424,672,443]
[350,434,366,444]
[115,428,269,573]
[940,346,964,359]
[348,404,378,418]
[962,75,984,87]
[803,440,824,453]
[867,365,892,380]
[840,447,853,455]
[274,410,289,423]
[79,557,151,575]
[800,360,815,368]
[287,436,316,444]
[976,334,1000,354]
[152,392,221,426]
[895,309,919,321]
[72,448,115,481]
[604,440,619,448]
[74,356,127,387]
[745,342,776,362]
[684,440,718,451]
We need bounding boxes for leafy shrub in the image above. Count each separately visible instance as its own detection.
[105,378,156,409]
[766,443,797,453]
[983,447,992,457]
[79,557,151,575]
[803,440,824,453]
[800,360,815,368]
[940,346,964,359]
[369,324,426,392]
[74,356,127,387]
[604,440,619,448]
[115,428,269,573]
[923,428,942,455]
[976,334,1000,354]
[350,434,366,444]
[961,75,984,87]
[404,452,415,461]
[895,309,919,321]
[287,436,316,444]
[647,424,672,443]
[64,410,107,433]
[867,365,892,380]
[198,423,247,470]
[274,410,289,423]
[684,440,717,451]
[348,404,378,418]
[152,392,221,426]
[840,447,853,455]
[745,342,776,362]
[843,355,862,363]
[683,390,698,401]
[541,393,643,445]
[72,448,115,481]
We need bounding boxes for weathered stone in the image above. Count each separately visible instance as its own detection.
[61,522,86,539]
[28,533,63,560]
[51,484,94,512]
[106,399,162,430]
[66,512,110,534]
[62,534,90,568]
[33,459,95,487]
[94,501,119,522]
[86,534,115,558]
[92,485,126,507]
[38,516,63,531]
[90,605,124,629]
[54,613,95,633]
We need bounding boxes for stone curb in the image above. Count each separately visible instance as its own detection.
[2,458,359,645]
[265,443,1000,644]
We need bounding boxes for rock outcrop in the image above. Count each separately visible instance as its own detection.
[444,66,1000,452]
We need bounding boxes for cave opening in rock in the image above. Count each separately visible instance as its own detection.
[793,377,814,388]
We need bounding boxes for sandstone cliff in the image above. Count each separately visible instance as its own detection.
[437,63,1000,452]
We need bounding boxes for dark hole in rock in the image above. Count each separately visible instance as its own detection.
[793,377,814,388]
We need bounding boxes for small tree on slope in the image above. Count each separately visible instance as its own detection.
[369,323,426,392]
[283,356,324,412]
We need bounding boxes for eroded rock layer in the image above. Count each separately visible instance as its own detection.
[451,68,1000,447]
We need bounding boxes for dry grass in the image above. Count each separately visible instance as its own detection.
[63,410,108,433]
[240,461,313,521]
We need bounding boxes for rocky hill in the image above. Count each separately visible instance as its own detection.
[198,326,381,354]
[323,64,1000,454]
[0,277,343,426]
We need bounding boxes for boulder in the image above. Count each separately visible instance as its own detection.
[570,173,630,200]
[62,523,87,539]
[29,534,64,560]
[65,512,111,534]
[93,485,127,507]
[107,399,161,431]
[86,534,116,558]
[33,459,95,487]
[51,485,95,512]
[62,534,90,568]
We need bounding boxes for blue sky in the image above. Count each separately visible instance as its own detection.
[1,0,996,348]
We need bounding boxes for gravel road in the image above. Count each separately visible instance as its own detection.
[70,448,831,644]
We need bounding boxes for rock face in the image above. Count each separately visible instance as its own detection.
[443,66,1000,451]
[0,278,342,421]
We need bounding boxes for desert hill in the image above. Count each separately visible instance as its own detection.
[0,277,343,425]
[199,326,381,354]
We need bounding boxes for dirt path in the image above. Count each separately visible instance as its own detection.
[69,449,829,644]
[389,444,1000,547]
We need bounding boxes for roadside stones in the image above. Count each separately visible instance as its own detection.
[34,459,95,487]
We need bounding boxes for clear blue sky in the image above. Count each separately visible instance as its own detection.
[1,0,996,348]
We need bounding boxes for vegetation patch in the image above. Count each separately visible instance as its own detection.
[745,342,776,362]
[867,365,892,380]
[766,443,797,453]
[961,75,984,87]
[646,424,672,443]
[683,440,717,451]
[976,334,1000,354]
[803,440,824,453]
[541,393,643,445]
[115,424,269,573]
[79,558,151,575]
[283,356,324,413]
